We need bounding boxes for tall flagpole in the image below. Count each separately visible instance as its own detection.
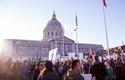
[102,0,110,55]
[74,13,79,58]
[76,24,78,58]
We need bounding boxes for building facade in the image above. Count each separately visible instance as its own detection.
[2,12,103,60]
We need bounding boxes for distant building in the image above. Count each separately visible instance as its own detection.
[2,11,103,60]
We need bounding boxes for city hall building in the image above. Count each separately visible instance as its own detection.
[2,12,103,60]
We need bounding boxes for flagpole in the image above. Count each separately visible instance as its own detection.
[102,0,110,55]
[75,13,79,59]
[76,25,78,58]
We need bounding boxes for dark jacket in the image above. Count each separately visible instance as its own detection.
[33,69,40,80]
[64,69,84,80]
[90,63,107,80]
[40,71,59,80]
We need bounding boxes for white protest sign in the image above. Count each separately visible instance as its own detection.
[49,49,53,60]
[68,52,75,58]
[61,56,69,60]
[78,53,83,60]
[49,48,58,61]
[56,54,61,60]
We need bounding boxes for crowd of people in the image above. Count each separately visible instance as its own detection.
[0,55,125,80]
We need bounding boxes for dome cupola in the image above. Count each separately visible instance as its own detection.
[43,11,64,41]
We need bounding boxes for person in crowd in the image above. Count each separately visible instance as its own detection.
[38,61,59,80]
[121,63,125,80]
[20,60,32,80]
[84,59,92,74]
[33,61,45,80]
[90,56,107,80]
[115,58,125,80]
[0,60,8,80]
[80,60,85,73]
[9,62,20,80]
[104,60,114,80]
[58,61,64,78]
[54,61,60,74]
[63,59,84,80]
[63,60,70,74]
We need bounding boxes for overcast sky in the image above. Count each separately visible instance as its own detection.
[0,0,125,49]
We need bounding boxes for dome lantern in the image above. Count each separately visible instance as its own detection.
[52,10,56,19]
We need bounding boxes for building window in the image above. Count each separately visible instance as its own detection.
[59,32,61,36]
[51,32,53,35]
[48,32,49,36]
[56,32,58,36]
[67,44,70,52]
[79,48,81,53]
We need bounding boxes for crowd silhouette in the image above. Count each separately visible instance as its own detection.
[0,54,125,80]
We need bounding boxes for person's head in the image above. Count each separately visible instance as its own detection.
[44,61,54,71]
[38,61,45,71]
[80,60,84,64]
[71,60,80,71]
[95,55,99,61]
[66,60,70,66]
[59,61,63,65]
[104,60,110,67]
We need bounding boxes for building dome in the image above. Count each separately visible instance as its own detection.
[43,11,64,41]
[46,18,62,28]
[45,11,63,29]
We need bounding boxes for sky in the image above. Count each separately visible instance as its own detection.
[0,0,125,49]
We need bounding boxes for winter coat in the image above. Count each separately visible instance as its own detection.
[38,69,59,80]
[63,69,84,80]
